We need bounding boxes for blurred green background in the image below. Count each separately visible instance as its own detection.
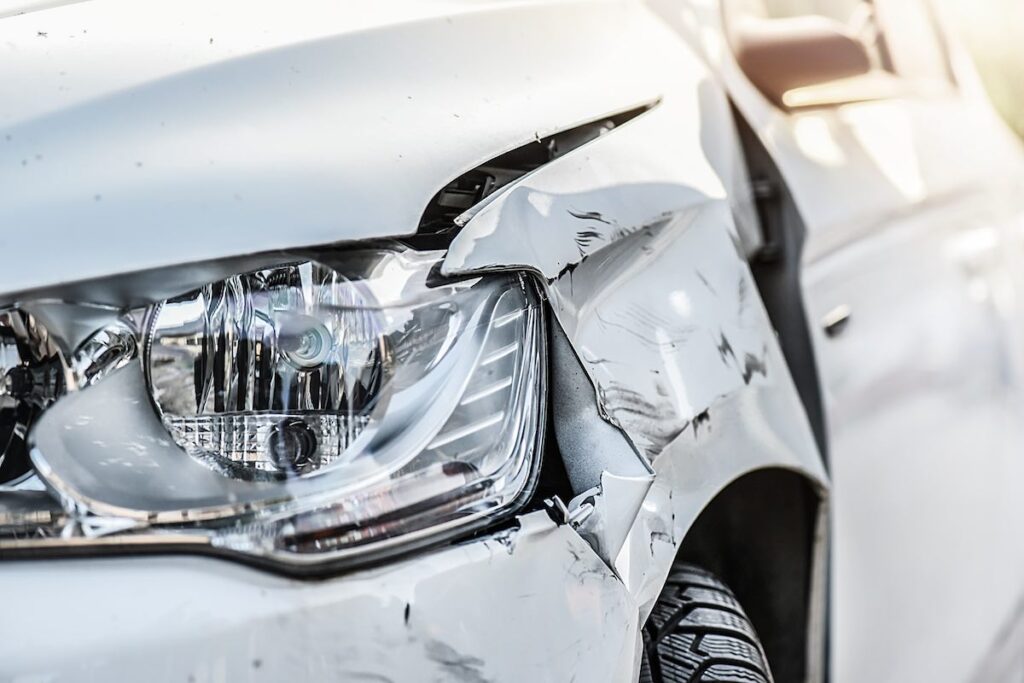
[939,0,1024,138]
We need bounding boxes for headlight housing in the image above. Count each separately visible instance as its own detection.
[0,245,545,571]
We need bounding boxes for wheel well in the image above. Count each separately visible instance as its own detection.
[676,468,823,683]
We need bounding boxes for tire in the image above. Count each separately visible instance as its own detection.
[640,563,773,683]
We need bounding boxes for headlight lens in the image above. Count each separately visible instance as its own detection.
[147,261,393,479]
[2,246,545,569]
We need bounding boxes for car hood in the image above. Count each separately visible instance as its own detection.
[0,0,672,299]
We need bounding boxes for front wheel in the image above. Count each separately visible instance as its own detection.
[640,563,773,683]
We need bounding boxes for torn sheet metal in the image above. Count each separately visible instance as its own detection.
[443,92,729,282]
[442,71,777,461]
[448,198,772,462]
[573,470,658,568]
[1,510,641,682]
[549,312,654,488]
[442,45,828,622]
[616,366,829,622]
[549,315,655,564]
[547,203,772,461]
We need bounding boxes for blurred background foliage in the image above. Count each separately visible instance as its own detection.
[939,0,1024,139]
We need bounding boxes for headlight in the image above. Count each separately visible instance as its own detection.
[0,246,545,571]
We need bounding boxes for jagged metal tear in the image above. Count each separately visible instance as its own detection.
[441,81,774,563]
[549,318,654,564]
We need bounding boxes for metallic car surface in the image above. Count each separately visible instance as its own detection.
[1,0,1022,681]
[3,513,641,681]
[0,0,666,297]
[695,2,1024,679]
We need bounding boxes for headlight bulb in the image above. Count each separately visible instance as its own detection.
[277,313,334,371]
[146,262,391,479]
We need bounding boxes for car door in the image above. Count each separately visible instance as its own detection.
[711,0,1024,680]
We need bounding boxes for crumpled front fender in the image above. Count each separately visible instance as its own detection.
[441,20,828,626]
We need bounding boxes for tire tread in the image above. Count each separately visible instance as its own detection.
[640,564,773,683]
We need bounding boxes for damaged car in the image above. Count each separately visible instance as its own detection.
[2,0,1023,681]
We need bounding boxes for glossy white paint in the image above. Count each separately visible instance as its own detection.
[451,181,830,625]
[3,0,1022,680]
[806,191,1024,683]
[0,0,664,296]
[0,1,826,679]
[670,1,1024,680]
[0,512,642,682]
[444,45,827,666]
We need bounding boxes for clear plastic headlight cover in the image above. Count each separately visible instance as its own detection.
[26,247,544,566]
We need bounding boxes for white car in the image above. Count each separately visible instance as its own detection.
[1,1,1022,681]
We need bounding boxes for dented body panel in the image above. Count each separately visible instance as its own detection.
[2,513,642,682]
[4,0,1021,681]
[444,71,827,623]
[1,1,829,681]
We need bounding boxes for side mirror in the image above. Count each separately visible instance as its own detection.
[731,16,875,108]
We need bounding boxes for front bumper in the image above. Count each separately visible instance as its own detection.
[1,512,641,682]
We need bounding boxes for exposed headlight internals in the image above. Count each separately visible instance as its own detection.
[0,311,64,485]
[147,262,391,479]
[0,246,545,571]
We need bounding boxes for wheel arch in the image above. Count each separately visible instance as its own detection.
[674,466,827,683]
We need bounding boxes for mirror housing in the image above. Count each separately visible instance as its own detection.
[732,16,874,108]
